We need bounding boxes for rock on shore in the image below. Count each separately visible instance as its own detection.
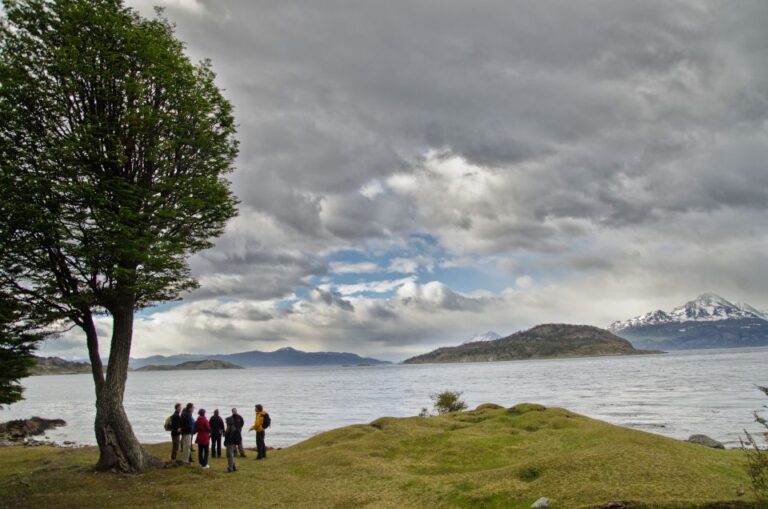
[0,417,67,443]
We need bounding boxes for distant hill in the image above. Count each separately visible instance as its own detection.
[130,347,389,368]
[30,356,91,375]
[403,324,657,364]
[135,360,244,372]
[609,293,768,350]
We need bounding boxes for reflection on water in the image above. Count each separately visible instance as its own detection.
[4,347,767,448]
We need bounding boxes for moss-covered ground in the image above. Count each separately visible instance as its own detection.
[0,404,758,508]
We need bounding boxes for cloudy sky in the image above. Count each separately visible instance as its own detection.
[43,0,768,361]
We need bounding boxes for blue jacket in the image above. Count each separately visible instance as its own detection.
[180,409,195,435]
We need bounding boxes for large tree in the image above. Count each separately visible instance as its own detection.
[0,0,238,471]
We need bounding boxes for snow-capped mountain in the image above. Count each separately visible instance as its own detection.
[462,331,502,344]
[608,293,768,350]
[609,293,767,332]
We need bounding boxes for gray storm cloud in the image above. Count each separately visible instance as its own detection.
[51,0,768,359]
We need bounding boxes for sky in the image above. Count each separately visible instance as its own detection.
[42,0,768,361]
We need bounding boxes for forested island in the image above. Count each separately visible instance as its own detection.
[404,324,660,364]
[134,360,244,371]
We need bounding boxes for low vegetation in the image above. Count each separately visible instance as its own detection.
[431,390,468,414]
[742,385,768,502]
[0,404,755,508]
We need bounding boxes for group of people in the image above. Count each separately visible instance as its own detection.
[168,403,270,472]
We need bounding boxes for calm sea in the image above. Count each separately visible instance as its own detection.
[4,347,767,448]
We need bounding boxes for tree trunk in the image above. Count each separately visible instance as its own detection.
[93,304,161,472]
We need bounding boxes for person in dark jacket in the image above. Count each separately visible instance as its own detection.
[209,409,224,458]
[170,403,182,460]
[180,402,195,464]
[231,408,246,457]
[224,415,242,473]
[194,409,211,468]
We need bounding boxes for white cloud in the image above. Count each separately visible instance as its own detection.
[359,179,386,199]
[325,276,416,296]
[329,261,380,274]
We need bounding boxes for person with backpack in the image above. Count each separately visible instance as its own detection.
[249,404,270,460]
[223,414,241,473]
[194,408,211,469]
[231,407,246,457]
[179,402,195,464]
[167,403,182,460]
[209,409,224,459]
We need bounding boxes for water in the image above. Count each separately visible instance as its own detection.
[3,347,767,449]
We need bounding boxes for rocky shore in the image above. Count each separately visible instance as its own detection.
[0,417,70,447]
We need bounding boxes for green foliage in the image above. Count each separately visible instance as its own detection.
[0,0,239,319]
[0,293,44,407]
[742,386,768,502]
[431,390,468,415]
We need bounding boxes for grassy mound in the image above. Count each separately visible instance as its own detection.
[0,405,755,508]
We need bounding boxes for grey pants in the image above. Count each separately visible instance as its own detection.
[226,444,237,471]
[180,434,192,463]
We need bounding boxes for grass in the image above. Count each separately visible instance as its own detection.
[0,404,759,508]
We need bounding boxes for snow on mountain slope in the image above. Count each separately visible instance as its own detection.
[609,293,768,332]
[462,331,502,344]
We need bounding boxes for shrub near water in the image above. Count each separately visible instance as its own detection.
[742,385,768,502]
[431,390,468,414]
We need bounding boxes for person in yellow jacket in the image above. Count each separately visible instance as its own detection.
[249,404,269,459]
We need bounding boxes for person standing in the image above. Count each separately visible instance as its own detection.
[169,403,182,460]
[180,402,195,464]
[231,408,246,457]
[194,408,211,469]
[249,404,270,460]
[224,415,241,473]
[209,409,224,459]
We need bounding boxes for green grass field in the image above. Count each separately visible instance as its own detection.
[0,404,759,508]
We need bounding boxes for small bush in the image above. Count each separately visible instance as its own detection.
[742,385,768,502]
[431,390,468,415]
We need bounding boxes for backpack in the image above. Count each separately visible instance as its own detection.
[262,413,271,429]
[164,415,173,432]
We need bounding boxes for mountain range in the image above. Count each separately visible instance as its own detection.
[608,293,768,350]
[129,347,389,369]
[404,324,656,364]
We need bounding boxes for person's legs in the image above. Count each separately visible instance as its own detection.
[182,434,193,463]
[256,431,266,459]
[212,435,221,457]
[171,434,179,460]
[226,445,235,472]
[237,442,246,457]
[203,444,209,466]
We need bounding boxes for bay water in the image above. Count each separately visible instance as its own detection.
[4,347,767,449]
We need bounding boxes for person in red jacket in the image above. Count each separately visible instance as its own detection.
[194,408,211,469]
